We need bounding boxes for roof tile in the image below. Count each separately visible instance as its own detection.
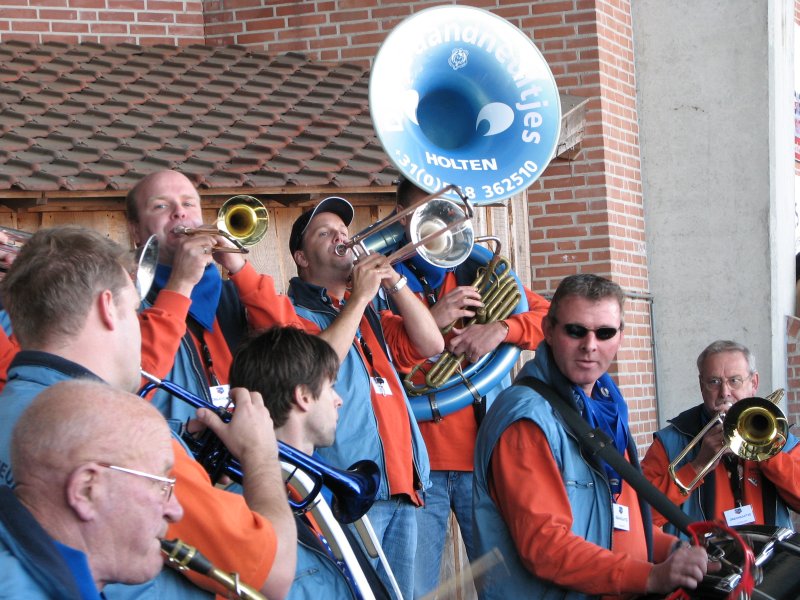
[0,42,399,194]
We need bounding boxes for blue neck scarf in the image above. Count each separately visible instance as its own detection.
[573,372,630,496]
[394,235,449,293]
[153,263,222,332]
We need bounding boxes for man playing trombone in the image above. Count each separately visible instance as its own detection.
[230,325,392,600]
[642,340,800,538]
[125,169,304,423]
[287,196,443,599]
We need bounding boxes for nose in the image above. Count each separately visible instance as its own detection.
[580,332,599,352]
[170,202,186,221]
[164,491,184,524]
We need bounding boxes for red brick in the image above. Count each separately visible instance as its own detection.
[0,8,37,18]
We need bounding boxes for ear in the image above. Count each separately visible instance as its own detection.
[127,221,142,248]
[751,371,759,394]
[66,464,101,522]
[293,384,315,413]
[542,315,555,345]
[96,289,116,331]
[293,249,309,269]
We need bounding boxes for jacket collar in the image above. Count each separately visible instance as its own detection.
[8,351,102,383]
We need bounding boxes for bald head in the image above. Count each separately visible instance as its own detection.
[11,379,169,488]
[10,379,182,590]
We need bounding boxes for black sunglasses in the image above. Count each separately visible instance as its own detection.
[562,323,620,341]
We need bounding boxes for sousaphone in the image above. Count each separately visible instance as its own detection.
[370,5,560,419]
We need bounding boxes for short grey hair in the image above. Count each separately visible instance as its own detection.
[696,340,756,374]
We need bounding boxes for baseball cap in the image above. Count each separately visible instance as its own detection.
[289,196,354,254]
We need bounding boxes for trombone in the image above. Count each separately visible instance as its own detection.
[668,389,789,495]
[173,195,268,254]
[335,184,475,268]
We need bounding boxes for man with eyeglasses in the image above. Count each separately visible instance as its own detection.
[0,226,296,599]
[473,274,711,599]
[642,339,800,538]
[0,379,183,597]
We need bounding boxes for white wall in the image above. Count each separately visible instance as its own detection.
[632,0,795,424]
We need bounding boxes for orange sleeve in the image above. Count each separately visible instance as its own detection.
[166,439,275,594]
[759,442,800,511]
[230,262,304,330]
[379,310,429,372]
[0,329,19,392]
[138,290,191,381]
[490,420,652,596]
[641,438,699,525]
[504,285,549,350]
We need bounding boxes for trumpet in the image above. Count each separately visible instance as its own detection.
[173,195,268,254]
[138,370,379,524]
[668,389,789,495]
[161,538,266,600]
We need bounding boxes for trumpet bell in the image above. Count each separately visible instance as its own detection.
[370,5,560,204]
[218,195,269,247]
[724,398,789,462]
[408,197,474,267]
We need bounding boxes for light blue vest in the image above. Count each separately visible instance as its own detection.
[288,277,430,500]
[473,345,649,600]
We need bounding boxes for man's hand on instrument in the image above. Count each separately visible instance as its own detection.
[164,234,218,297]
[690,423,730,475]
[210,233,247,275]
[646,544,711,594]
[429,286,483,328]
[350,252,394,306]
[449,320,509,363]
[195,388,279,471]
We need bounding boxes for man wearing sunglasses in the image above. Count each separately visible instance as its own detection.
[0,380,183,597]
[642,340,800,539]
[473,274,711,599]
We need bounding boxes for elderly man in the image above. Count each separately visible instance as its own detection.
[473,274,710,599]
[0,380,183,597]
[287,196,443,599]
[392,178,551,597]
[0,226,295,599]
[126,169,302,421]
[230,326,392,600]
[642,340,800,538]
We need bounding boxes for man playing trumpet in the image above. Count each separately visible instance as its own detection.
[125,169,303,422]
[642,339,800,538]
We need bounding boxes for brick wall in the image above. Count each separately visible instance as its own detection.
[0,0,657,450]
[0,0,205,44]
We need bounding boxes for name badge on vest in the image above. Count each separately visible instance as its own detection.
[371,376,392,396]
[724,504,756,527]
[209,384,231,408]
[612,503,630,531]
